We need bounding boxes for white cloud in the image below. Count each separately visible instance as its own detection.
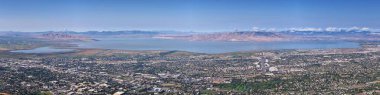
[250,26,372,32]
[289,27,323,32]
[251,27,277,32]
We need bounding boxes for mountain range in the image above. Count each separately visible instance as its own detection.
[1,29,379,42]
[155,29,380,42]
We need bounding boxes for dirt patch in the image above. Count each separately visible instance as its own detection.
[75,49,103,55]
[0,48,8,51]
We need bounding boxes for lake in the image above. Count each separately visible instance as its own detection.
[11,47,75,54]
[11,38,361,54]
[72,37,360,54]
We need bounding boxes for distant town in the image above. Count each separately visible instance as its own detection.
[0,30,379,94]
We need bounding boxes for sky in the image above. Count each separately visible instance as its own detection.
[0,0,379,32]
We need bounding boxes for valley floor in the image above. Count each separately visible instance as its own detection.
[0,41,380,94]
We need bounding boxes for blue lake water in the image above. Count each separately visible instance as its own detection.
[11,47,74,53]
[72,38,360,54]
[11,38,361,54]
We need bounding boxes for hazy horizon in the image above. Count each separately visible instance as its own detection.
[1,0,380,32]
[0,26,378,33]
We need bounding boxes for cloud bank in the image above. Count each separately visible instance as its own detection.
[251,27,371,32]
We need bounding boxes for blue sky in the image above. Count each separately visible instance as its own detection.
[0,0,379,32]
